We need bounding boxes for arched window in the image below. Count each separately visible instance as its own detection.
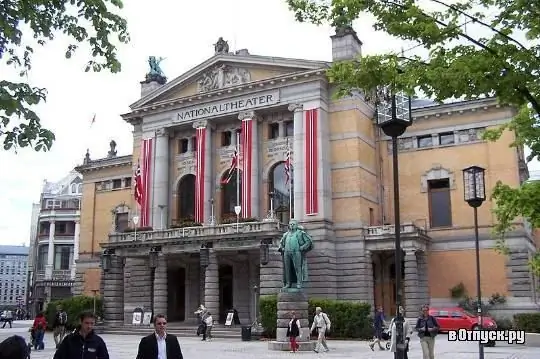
[77,183,83,193]
[221,170,242,219]
[269,162,293,224]
[70,183,77,194]
[177,175,196,222]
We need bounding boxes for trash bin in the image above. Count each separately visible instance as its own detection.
[241,326,252,341]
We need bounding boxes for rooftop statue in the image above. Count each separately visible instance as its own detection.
[144,56,167,85]
[214,37,229,54]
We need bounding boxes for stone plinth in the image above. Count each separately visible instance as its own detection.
[268,290,316,351]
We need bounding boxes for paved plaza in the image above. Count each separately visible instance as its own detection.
[0,321,535,358]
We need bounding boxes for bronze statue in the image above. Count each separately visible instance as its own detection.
[278,219,313,289]
[144,56,167,84]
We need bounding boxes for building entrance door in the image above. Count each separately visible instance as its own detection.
[218,265,233,323]
[167,267,186,321]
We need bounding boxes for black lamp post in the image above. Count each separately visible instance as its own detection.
[462,165,486,359]
[375,87,413,359]
[148,246,160,322]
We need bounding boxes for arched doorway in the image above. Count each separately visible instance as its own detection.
[218,264,234,323]
[269,162,293,224]
[176,175,196,223]
[221,170,242,220]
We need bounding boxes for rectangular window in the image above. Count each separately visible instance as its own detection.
[191,136,197,152]
[55,222,67,234]
[37,245,48,271]
[285,120,294,137]
[369,208,374,226]
[428,179,452,228]
[221,131,231,147]
[115,213,129,232]
[124,177,132,188]
[439,132,455,145]
[417,135,433,148]
[268,123,279,139]
[178,139,189,154]
[112,179,122,189]
[54,245,72,270]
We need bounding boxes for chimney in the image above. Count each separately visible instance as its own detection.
[331,26,362,62]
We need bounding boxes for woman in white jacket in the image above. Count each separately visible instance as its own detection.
[389,306,413,359]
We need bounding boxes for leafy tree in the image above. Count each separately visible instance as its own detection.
[286,0,540,273]
[1,0,129,152]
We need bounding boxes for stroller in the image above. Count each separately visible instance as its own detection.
[381,326,392,350]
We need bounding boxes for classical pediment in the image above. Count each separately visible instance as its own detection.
[130,52,329,109]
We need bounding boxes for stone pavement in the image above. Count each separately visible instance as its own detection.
[0,320,536,358]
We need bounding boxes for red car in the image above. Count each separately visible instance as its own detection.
[429,307,497,332]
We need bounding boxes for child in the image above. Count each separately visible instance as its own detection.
[204,312,213,341]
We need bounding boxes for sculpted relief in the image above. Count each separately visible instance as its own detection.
[197,64,251,93]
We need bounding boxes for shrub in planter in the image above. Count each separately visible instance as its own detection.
[123,226,153,233]
[45,295,103,330]
[514,313,540,333]
[259,295,372,339]
[221,215,259,224]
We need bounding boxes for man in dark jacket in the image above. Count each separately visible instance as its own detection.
[53,311,109,359]
[136,314,183,359]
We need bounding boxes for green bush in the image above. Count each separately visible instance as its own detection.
[259,295,372,339]
[492,317,514,330]
[45,295,103,331]
[514,313,540,333]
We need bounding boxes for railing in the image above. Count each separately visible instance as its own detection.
[365,223,427,237]
[52,269,72,280]
[36,271,45,281]
[109,220,284,243]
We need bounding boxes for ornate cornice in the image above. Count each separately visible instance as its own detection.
[412,97,513,121]
[121,69,327,123]
[75,155,132,174]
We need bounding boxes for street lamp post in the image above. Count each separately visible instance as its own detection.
[133,215,140,240]
[209,198,216,226]
[375,87,413,359]
[462,165,486,359]
[158,205,166,230]
[267,191,276,221]
[234,205,242,232]
[148,246,160,323]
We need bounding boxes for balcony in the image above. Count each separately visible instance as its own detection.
[107,220,286,249]
[364,223,431,251]
[34,269,72,282]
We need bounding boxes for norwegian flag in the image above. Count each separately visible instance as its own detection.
[284,149,291,185]
[134,162,143,205]
[221,147,238,184]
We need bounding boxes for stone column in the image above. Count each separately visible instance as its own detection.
[153,255,168,317]
[417,251,429,306]
[288,104,305,220]
[204,250,219,317]
[103,256,125,326]
[193,120,213,224]
[71,219,80,280]
[364,250,375,308]
[259,247,283,296]
[238,111,260,218]
[45,220,55,279]
[404,250,421,315]
[152,128,170,229]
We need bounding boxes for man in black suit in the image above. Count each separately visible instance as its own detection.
[136,314,183,359]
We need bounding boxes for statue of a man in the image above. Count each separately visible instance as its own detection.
[148,56,165,77]
[278,219,313,289]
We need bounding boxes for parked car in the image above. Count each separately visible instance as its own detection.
[428,307,497,332]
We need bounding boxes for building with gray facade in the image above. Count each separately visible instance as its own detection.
[0,245,29,309]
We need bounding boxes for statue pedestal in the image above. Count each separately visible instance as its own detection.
[268,290,316,351]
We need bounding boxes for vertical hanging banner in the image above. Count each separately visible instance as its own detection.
[194,126,206,223]
[140,138,154,227]
[241,118,253,218]
[305,109,319,215]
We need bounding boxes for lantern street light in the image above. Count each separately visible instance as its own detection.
[462,165,486,359]
[148,246,160,323]
[200,244,210,268]
[100,249,112,273]
[267,191,276,221]
[374,87,413,359]
[209,198,216,226]
[132,215,140,241]
[234,205,242,232]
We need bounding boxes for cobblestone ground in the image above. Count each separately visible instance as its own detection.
[1,320,536,359]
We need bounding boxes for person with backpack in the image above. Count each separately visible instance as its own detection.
[310,306,331,353]
[53,305,68,348]
[32,312,47,350]
[415,304,440,359]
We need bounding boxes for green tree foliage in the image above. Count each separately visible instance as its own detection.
[0,0,129,152]
[286,0,540,273]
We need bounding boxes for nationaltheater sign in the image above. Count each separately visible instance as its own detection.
[175,90,280,122]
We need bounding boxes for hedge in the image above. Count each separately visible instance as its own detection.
[45,295,103,331]
[259,295,373,339]
[514,313,540,333]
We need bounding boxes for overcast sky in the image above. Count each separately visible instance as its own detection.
[0,0,537,246]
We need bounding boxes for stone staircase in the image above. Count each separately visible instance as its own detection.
[98,323,249,339]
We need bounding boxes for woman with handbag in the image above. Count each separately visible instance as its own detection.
[389,306,413,359]
[286,312,301,352]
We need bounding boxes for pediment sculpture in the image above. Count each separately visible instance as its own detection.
[197,64,251,93]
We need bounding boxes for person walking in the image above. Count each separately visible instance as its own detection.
[310,307,331,353]
[369,306,386,351]
[389,306,413,359]
[203,312,213,341]
[415,304,440,359]
[2,310,13,329]
[286,311,301,352]
[32,312,47,350]
[136,314,183,359]
[53,311,109,359]
[53,305,68,348]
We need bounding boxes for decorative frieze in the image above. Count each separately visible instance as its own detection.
[387,126,486,153]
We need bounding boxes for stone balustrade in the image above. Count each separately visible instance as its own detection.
[364,223,427,238]
[109,220,284,243]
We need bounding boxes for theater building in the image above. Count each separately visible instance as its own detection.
[74,29,539,326]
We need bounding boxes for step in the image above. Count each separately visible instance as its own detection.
[99,324,257,340]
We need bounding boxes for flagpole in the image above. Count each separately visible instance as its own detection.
[235,135,241,232]
[288,139,293,221]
